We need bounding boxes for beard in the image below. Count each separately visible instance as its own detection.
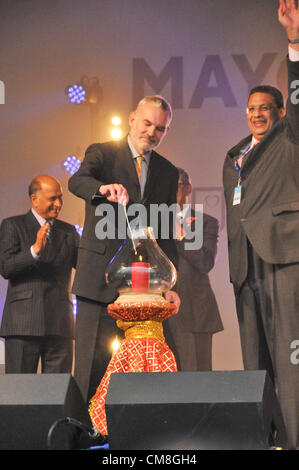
[135,134,158,152]
[129,125,160,153]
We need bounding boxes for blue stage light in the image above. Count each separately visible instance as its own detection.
[65,76,102,105]
[75,224,83,237]
[73,296,78,316]
[66,83,86,104]
[63,155,81,175]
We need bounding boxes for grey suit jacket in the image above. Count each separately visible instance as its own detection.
[0,211,79,338]
[223,56,299,291]
[166,210,223,334]
[68,137,179,304]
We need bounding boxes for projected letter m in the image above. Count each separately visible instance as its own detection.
[132,57,183,108]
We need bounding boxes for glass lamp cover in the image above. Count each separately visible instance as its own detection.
[105,226,177,295]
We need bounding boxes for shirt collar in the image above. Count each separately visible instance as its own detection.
[31,208,52,226]
[127,135,151,166]
[251,136,260,148]
[177,204,191,219]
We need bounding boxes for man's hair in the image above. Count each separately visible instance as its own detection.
[136,95,173,122]
[28,175,60,197]
[177,167,191,185]
[28,177,42,196]
[248,85,284,109]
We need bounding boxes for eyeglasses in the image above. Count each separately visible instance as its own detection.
[246,104,277,115]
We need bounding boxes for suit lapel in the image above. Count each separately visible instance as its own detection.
[26,211,67,260]
[24,211,41,245]
[115,139,141,202]
[143,151,159,203]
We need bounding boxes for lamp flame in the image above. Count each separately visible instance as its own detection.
[111,336,120,352]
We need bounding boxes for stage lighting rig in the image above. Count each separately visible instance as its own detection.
[66,83,86,104]
[110,115,123,140]
[65,76,102,105]
[63,155,81,175]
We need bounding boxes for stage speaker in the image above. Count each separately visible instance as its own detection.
[0,374,91,450]
[106,370,287,450]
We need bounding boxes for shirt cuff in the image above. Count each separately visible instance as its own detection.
[289,45,299,62]
[31,245,40,259]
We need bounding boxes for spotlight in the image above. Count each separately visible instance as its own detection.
[66,84,86,104]
[65,76,102,105]
[112,116,121,126]
[63,155,81,175]
[111,128,122,140]
[73,297,78,316]
[75,224,83,237]
[110,115,123,140]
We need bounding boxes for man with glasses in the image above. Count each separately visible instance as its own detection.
[222,0,299,449]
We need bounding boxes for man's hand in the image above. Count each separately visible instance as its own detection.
[164,290,181,314]
[99,184,129,205]
[32,222,50,255]
[279,0,299,43]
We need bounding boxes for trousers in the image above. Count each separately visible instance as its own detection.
[235,243,299,449]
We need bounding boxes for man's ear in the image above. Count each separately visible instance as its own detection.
[278,107,286,118]
[128,111,136,127]
[30,194,38,208]
[186,183,192,197]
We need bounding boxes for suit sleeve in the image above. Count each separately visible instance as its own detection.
[179,215,219,274]
[68,143,107,202]
[0,218,37,280]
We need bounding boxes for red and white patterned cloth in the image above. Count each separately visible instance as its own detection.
[89,298,178,435]
[89,336,177,436]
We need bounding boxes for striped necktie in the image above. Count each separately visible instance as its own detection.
[46,218,53,242]
[237,141,258,168]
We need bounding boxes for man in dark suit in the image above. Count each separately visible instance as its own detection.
[222,1,299,449]
[0,175,79,373]
[164,168,223,371]
[68,95,180,403]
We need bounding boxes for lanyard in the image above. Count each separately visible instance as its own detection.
[234,142,251,186]
[234,160,242,186]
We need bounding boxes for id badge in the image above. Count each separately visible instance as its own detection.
[233,185,242,205]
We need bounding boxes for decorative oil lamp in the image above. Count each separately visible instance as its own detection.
[89,226,178,436]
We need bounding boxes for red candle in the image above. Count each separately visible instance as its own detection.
[131,259,150,292]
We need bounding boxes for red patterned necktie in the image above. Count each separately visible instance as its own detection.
[135,156,144,184]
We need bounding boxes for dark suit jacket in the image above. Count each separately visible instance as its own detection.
[166,210,223,334]
[223,56,299,291]
[68,137,179,304]
[0,211,79,338]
